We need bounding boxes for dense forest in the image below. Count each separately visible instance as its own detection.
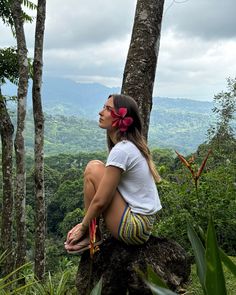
[0,0,235,292]
[0,78,236,293]
[0,129,235,293]
[4,95,215,156]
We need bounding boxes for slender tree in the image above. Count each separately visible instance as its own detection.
[0,47,19,275]
[0,0,35,275]
[0,91,14,275]
[0,49,19,270]
[32,0,46,280]
[11,0,29,270]
[0,53,19,263]
[121,0,165,139]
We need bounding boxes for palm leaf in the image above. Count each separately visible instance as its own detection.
[205,217,227,295]
[90,277,102,295]
[146,265,168,289]
[219,248,236,276]
[145,282,177,295]
[187,222,206,294]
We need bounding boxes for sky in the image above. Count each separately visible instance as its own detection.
[1,0,236,101]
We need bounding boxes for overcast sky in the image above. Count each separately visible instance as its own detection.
[1,0,236,101]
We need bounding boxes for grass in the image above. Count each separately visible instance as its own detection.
[186,256,236,295]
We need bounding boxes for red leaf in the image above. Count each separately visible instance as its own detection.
[196,149,212,180]
[89,218,97,258]
[175,150,195,178]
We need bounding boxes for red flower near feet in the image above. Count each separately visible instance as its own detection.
[89,218,99,258]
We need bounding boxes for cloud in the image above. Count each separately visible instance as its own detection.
[163,0,236,40]
[154,30,236,100]
[1,0,236,101]
[44,0,136,49]
[43,36,131,86]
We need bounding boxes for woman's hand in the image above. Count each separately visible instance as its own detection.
[65,223,87,246]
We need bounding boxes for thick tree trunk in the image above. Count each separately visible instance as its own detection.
[32,0,46,281]
[76,236,190,294]
[121,0,165,139]
[11,0,28,270]
[0,92,14,275]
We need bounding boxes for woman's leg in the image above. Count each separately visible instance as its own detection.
[83,160,127,239]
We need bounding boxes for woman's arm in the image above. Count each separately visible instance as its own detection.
[82,165,122,226]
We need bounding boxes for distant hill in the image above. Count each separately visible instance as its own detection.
[2,77,120,118]
[2,77,212,116]
[3,77,214,155]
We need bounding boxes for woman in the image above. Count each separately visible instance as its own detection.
[65,94,162,253]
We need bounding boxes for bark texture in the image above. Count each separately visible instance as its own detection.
[0,93,14,275]
[32,0,46,281]
[76,236,190,294]
[121,0,165,139]
[11,0,28,270]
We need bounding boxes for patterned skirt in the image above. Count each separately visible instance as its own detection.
[118,205,155,245]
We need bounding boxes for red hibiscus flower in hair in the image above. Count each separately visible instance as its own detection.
[111,107,133,132]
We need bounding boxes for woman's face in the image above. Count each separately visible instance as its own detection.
[98,96,115,131]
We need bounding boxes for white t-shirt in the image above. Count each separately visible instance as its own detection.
[106,140,162,215]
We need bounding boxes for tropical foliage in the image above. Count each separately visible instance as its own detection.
[0,77,235,292]
[141,219,236,295]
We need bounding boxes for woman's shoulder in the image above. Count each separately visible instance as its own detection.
[113,140,139,153]
[115,140,134,148]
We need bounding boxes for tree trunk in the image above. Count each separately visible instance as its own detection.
[32,0,46,281]
[11,0,28,270]
[121,0,165,139]
[76,236,190,294]
[0,92,14,275]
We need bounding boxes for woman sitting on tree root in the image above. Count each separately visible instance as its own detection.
[64,94,162,253]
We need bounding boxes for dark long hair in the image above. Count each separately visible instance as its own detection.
[107,94,161,183]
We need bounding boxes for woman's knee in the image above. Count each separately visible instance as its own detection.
[84,160,105,178]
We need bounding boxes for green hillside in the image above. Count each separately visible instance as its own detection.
[16,109,211,156]
[3,79,216,155]
[21,105,212,155]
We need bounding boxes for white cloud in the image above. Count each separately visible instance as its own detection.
[162,0,236,40]
[43,35,130,84]
[1,0,236,101]
[44,0,136,48]
[153,26,236,100]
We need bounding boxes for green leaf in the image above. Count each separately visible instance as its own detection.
[187,222,206,293]
[56,270,70,294]
[205,217,227,295]
[145,281,177,295]
[0,262,32,287]
[219,248,236,277]
[196,225,236,277]
[9,281,35,294]
[136,265,171,295]
[146,265,168,289]
[90,277,102,295]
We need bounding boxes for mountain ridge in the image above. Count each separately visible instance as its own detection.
[2,77,214,154]
[2,76,213,117]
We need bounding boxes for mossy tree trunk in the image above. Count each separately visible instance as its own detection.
[121,0,165,140]
[0,91,14,275]
[32,0,46,281]
[11,0,29,270]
